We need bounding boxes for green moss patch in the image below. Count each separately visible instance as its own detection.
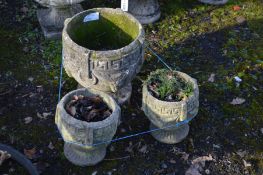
[67,9,139,50]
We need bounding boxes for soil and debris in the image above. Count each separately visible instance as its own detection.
[66,95,112,122]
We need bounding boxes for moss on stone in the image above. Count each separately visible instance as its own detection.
[67,9,139,50]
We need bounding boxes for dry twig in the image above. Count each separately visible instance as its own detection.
[0,150,11,166]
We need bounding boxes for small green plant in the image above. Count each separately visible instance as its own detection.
[146,69,193,101]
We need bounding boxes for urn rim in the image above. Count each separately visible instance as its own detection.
[62,8,145,55]
[143,71,199,105]
[56,88,120,129]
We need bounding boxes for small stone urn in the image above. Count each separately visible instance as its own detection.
[55,88,121,166]
[142,71,199,144]
[62,8,145,104]
[128,0,161,24]
[198,0,228,5]
[35,0,84,39]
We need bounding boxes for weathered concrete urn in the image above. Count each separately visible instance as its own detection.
[198,0,228,5]
[128,0,161,24]
[63,8,145,104]
[35,0,84,39]
[142,71,199,144]
[55,88,121,166]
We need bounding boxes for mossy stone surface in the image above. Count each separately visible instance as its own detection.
[67,9,139,50]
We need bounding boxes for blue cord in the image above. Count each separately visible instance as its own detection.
[59,116,194,147]
[58,51,64,102]
[145,43,173,71]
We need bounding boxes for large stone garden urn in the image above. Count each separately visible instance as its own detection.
[198,0,228,5]
[35,0,84,39]
[142,71,199,144]
[128,0,161,24]
[62,8,145,104]
[55,88,121,166]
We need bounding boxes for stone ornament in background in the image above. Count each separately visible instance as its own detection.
[142,71,199,144]
[63,8,145,104]
[35,0,84,39]
[55,88,121,166]
[128,0,161,24]
[198,0,228,5]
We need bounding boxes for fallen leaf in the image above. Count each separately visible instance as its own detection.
[24,147,36,159]
[36,85,43,93]
[138,145,148,154]
[37,112,52,120]
[66,106,76,117]
[186,155,215,175]
[236,16,246,24]
[37,112,43,119]
[192,155,214,165]
[234,76,242,83]
[0,150,11,166]
[42,112,52,119]
[170,159,176,164]
[236,150,246,158]
[120,128,126,133]
[182,153,189,161]
[48,142,55,150]
[213,144,220,149]
[208,73,215,82]
[243,160,252,168]
[185,166,202,175]
[125,142,133,153]
[24,117,33,124]
[161,162,168,169]
[91,171,98,175]
[28,77,34,82]
[233,5,241,11]
[260,128,263,134]
[230,98,246,105]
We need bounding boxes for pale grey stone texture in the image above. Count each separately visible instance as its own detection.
[55,88,121,166]
[142,71,199,144]
[62,8,145,104]
[128,0,161,24]
[35,0,84,39]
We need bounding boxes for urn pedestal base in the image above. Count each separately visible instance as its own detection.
[129,0,161,24]
[150,123,189,144]
[78,83,132,105]
[37,4,83,39]
[198,0,228,5]
[64,143,106,166]
[109,83,132,105]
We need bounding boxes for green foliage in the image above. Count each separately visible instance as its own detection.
[146,69,193,101]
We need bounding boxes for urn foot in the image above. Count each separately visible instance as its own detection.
[37,4,83,39]
[150,123,189,144]
[129,0,161,24]
[198,0,228,5]
[64,143,106,166]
